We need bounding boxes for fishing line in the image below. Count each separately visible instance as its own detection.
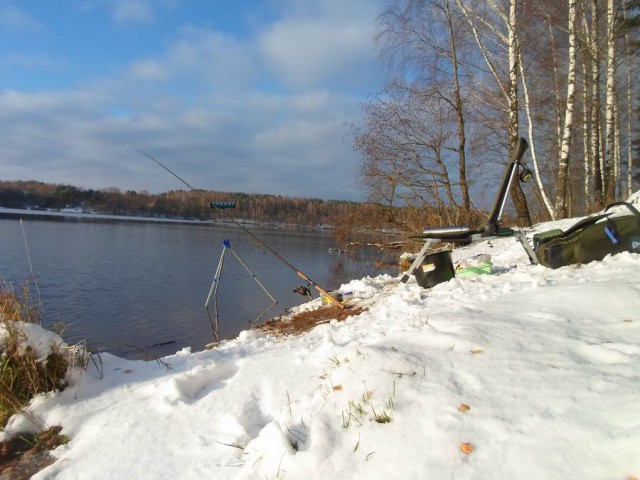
[127,145,344,309]
[19,217,44,318]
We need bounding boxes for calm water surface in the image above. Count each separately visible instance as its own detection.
[0,215,398,358]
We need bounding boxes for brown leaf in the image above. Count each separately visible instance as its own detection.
[470,349,484,355]
[458,403,470,413]
[459,442,474,454]
[333,385,343,391]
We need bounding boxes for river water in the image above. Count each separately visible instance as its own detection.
[0,211,399,359]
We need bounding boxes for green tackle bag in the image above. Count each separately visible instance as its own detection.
[534,201,640,269]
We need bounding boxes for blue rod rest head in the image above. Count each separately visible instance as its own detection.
[223,239,231,248]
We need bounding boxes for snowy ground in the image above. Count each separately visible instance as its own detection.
[2,201,640,480]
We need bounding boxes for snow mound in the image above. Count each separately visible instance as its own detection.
[4,209,640,480]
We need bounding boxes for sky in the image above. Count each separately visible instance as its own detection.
[3,195,640,479]
[0,0,389,201]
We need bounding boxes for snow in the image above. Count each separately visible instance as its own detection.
[0,322,66,362]
[2,205,640,480]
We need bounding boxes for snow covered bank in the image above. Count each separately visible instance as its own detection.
[3,219,640,479]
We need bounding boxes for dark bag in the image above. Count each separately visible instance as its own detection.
[534,202,640,269]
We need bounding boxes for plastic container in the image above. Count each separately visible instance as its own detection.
[321,291,343,305]
[456,262,493,278]
[413,250,455,288]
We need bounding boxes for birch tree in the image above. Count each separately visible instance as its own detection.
[590,0,605,206]
[554,0,578,218]
[507,0,532,226]
[455,0,532,225]
[519,50,555,219]
[603,0,618,203]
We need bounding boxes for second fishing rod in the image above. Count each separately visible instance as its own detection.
[127,146,345,310]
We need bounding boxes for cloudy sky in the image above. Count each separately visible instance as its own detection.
[0,0,388,201]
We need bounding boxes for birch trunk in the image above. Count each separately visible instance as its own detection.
[582,52,591,212]
[604,0,617,203]
[591,0,604,206]
[508,0,531,226]
[614,100,621,196]
[554,0,578,219]
[519,50,554,219]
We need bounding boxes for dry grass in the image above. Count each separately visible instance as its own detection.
[0,282,41,325]
[260,304,367,337]
[0,281,69,427]
[0,281,76,477]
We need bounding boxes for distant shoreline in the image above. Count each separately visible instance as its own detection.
[0,207,334,232]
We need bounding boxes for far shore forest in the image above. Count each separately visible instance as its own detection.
[0,180,404,244]
[0,180,358,225]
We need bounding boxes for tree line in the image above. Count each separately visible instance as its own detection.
[352,0,640,233]
[0,180,361,227]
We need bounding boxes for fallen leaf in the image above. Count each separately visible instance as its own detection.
[460,442,474,454]
[458,403,470,413]
[333,385,343,391]
[470,349,484,355]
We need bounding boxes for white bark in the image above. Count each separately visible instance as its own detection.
[614,99,621,195]
[582,53,591,212]
[554,0,578,218]
[455,1,509,100]
[519,51,554,219]
[508,0,518,143]
[604,0,617,202]
[590,0,603,204]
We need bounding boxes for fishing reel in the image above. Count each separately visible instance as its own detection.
[293,285,313,299]
[519,163,533,183]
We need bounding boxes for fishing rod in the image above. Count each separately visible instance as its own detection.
[127,145,345,309]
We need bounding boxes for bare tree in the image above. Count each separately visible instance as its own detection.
[354,85,466,226]
[375,0,473,219]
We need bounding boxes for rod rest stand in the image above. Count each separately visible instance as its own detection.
[402,137,538,285]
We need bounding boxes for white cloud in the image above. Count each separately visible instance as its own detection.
[130,59,168,81]
[112,0,155,25]
[258,0,384,90]
[128,27,259,94]
[0,5,44,31]
[0,1,388,200]
[0,52,63,70]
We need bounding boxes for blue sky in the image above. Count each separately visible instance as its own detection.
[0,0,388,201]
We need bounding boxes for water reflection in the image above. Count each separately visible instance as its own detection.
[0,216,399,359]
